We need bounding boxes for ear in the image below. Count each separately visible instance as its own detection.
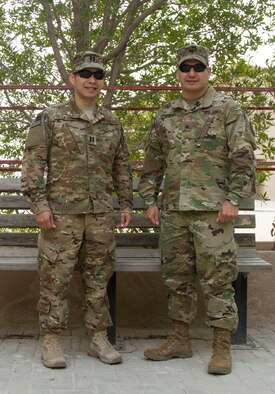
[175,68,180,82]
[68,73,75,86]
[207,67,211,78]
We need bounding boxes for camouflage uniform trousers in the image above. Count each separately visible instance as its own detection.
[160,210,239,332]
[36,212,116,334]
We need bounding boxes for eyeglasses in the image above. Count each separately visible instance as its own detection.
[76,69,105,80]
[179,63,207,73]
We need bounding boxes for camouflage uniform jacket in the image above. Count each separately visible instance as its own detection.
[21,97,133,215]
[138,87,256,211]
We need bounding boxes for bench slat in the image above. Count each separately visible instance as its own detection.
[0,233,38,246]
[0,256,272,273]
[234,233,255,247]
[0,246,261,258]
[0,195,146,210]
[0,208,256,230]
[0,213,161,229]
[0,177,256,211]
[0,178,21,192]
[0,178,145,193]
[0,231,256,248]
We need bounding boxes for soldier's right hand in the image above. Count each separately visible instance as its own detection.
[145,206,159,226]
[35,211,56,230]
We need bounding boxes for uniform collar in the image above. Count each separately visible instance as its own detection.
[172,86,216,111]
[68,97,105,123]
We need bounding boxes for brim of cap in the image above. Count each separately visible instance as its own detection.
[73,62,105,72]
[178,54,208,67]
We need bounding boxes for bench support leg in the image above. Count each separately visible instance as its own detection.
[231,273,247,345]
[107,272,116,345]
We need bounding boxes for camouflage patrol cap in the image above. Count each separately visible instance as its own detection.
[72,51,104,73]
[178,44,209,67]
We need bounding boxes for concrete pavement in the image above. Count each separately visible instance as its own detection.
[0,327,275,393]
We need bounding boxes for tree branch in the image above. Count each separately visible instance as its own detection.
[0,60,54,108]
[72,0,92,52]
[52,2,73,58]
[93,0,118,53]
[1,88,33,123]
[104,49,126,108]
[106,0,167,61]
[39,0,69,84]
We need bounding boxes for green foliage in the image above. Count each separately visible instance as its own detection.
[0,0,274,171]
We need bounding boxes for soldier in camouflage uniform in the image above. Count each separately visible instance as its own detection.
[21,51,133,368]
[138,45,256,374]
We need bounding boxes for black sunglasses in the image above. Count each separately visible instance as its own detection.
[179,63,207,73]
[76,69,105,80]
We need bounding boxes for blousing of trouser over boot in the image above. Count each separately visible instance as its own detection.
[144,320,193,361]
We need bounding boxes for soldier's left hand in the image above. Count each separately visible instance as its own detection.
[119,212,132,228]
[217,200,239,223]
[35,210,56,230]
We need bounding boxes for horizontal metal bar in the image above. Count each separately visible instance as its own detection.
[0,84,274,92]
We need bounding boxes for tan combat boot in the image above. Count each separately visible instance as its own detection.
[144,320,193,361]
[42,333,66,368]
[208,327,232,375]
[88,329,122,364]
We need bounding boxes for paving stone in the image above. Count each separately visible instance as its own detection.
[0,329,274,393]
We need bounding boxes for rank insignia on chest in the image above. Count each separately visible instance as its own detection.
[87,135,97,145]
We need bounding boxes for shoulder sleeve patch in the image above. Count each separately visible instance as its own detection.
[29,113,43,128]
[25,112,48,148]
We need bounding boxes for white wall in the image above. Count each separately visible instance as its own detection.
[254,200,275,243]
[255,123,275,243]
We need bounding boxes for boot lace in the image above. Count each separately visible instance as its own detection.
[93,331,115,351]
[44,335,63,356]
[213,330,230,356]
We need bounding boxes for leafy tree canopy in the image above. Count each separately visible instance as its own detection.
[0,0,274,165]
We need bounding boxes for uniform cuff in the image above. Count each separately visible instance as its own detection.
[120,208,133,215]
[226,197,240,206]
[30,200,51,215]
[144,198,158,209]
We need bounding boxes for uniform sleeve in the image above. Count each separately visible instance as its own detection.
[21,112,51,215]
[225,101,257,205]
[112,126,133,214]
[138,117,166,208]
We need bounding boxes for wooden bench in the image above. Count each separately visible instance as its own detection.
[0,177,272,346]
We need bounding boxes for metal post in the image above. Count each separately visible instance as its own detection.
[107,272,116,345]
[231,273,247,345]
